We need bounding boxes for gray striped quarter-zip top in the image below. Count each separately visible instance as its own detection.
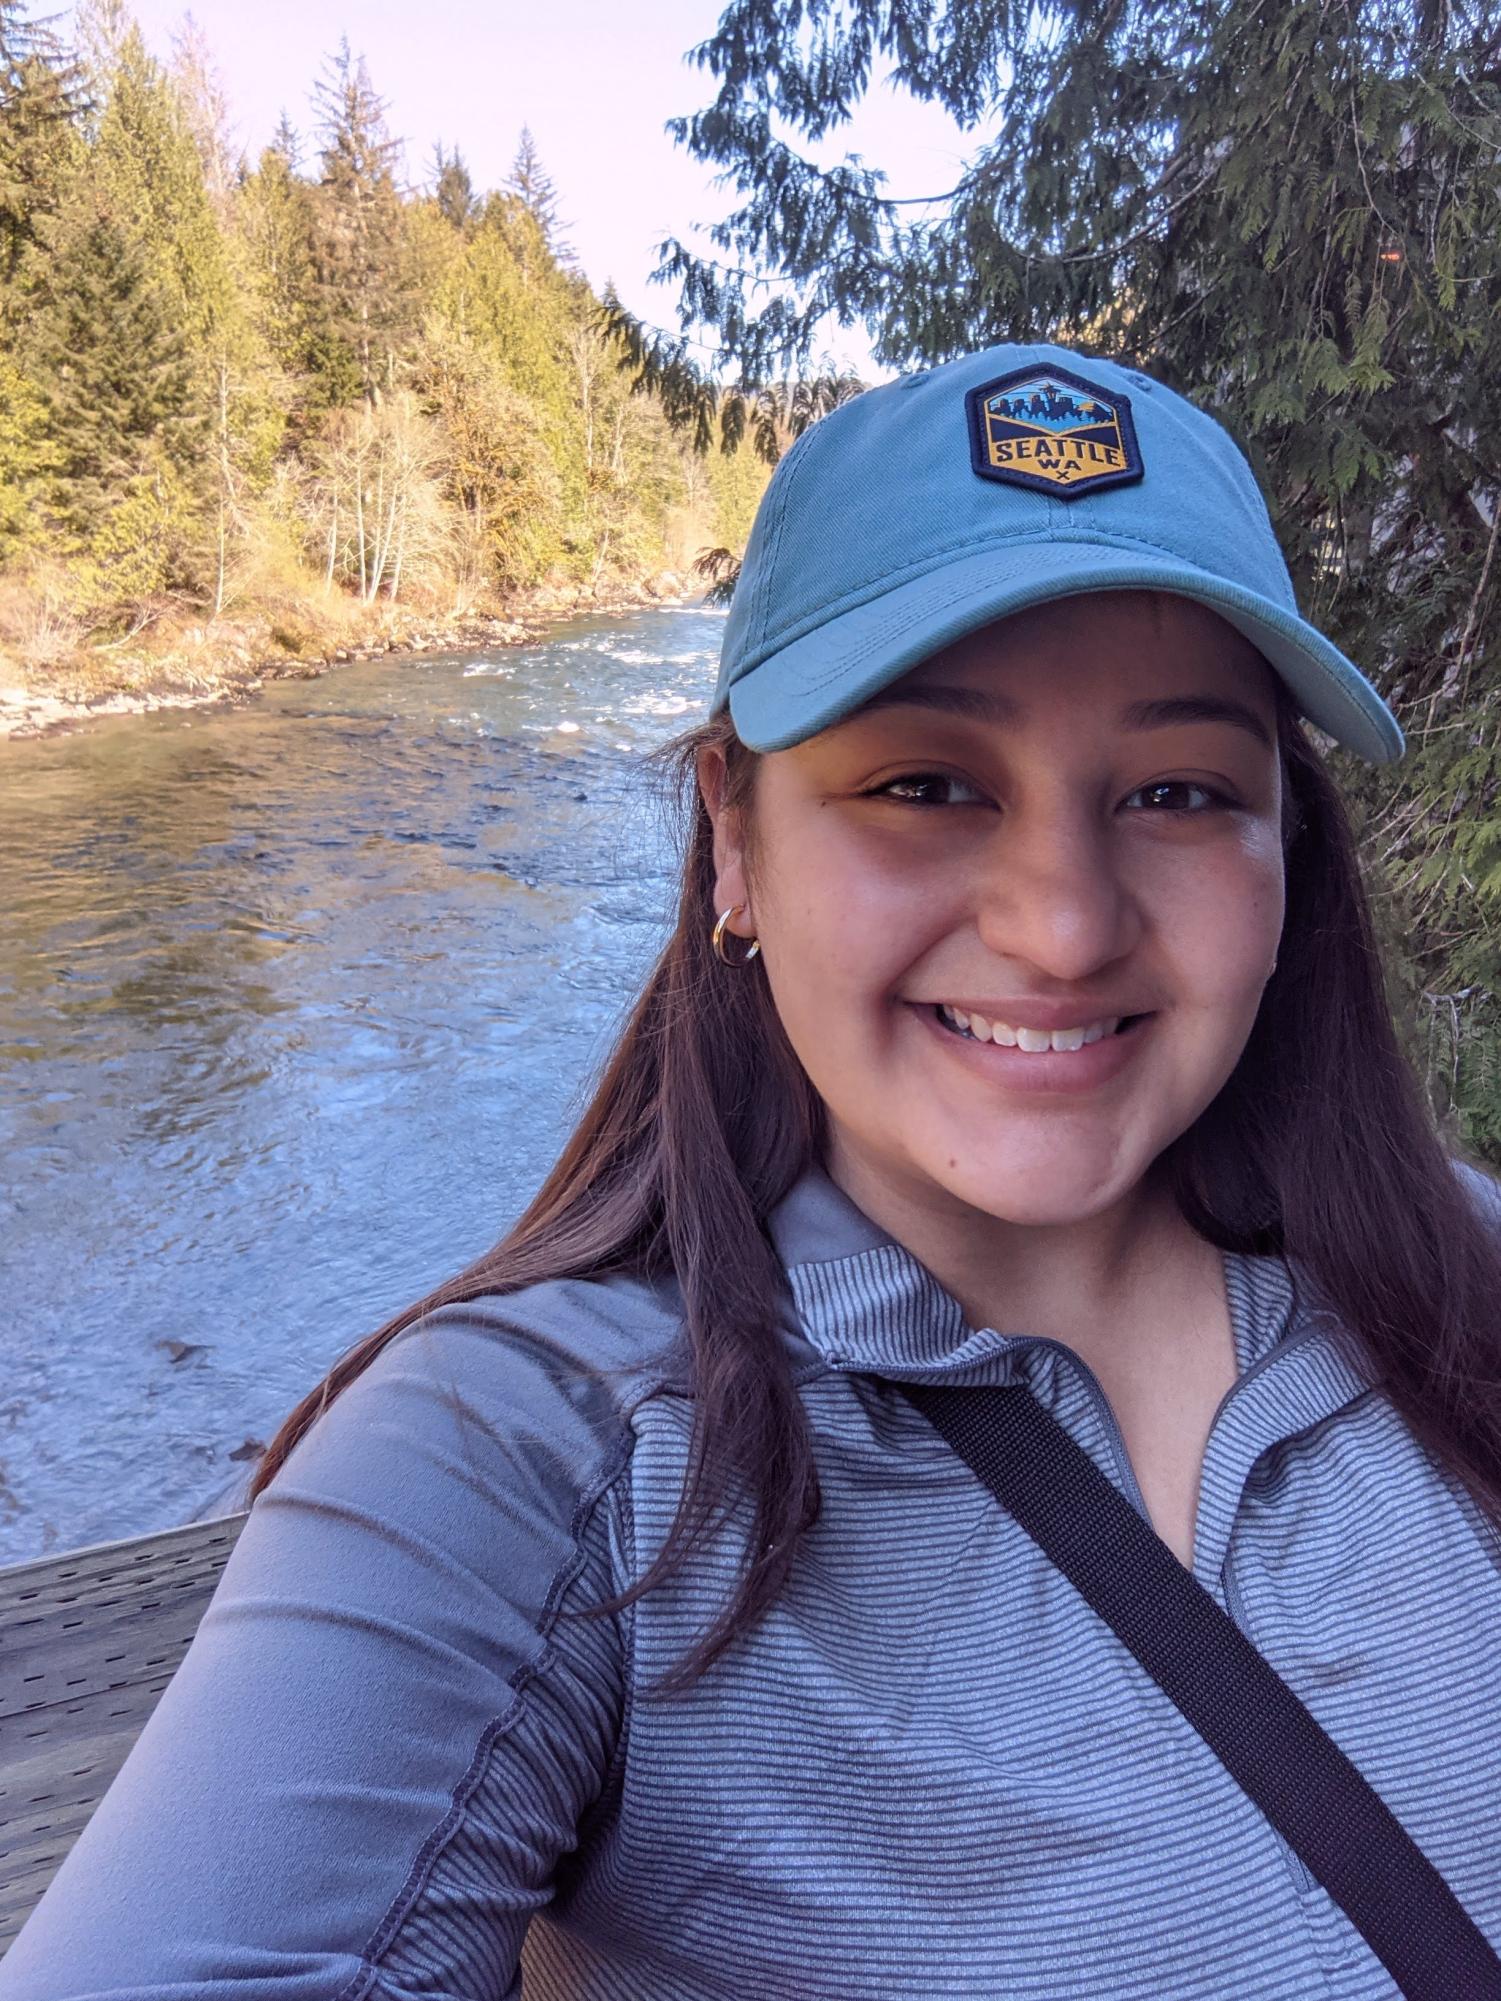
[5,1165,1500,1999]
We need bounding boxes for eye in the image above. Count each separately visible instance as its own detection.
[1123,780,1230,814]
[869,772,988,806]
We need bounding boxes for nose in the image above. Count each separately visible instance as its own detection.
[971,800,1143,982]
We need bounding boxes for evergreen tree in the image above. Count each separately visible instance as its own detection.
[311,38,413,403]
[0,348,55,547]
[433,141,476,233]
[505,124,572,264]
[240,132,319,381]
[24,181,204,582]
[269,110,301,172]
[0,7,88,284]
[86,24,280,611]
[93,26,236,347]
[0,0,33,66]
[438,195,576,411]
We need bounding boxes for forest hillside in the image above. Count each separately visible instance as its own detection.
[0,4,768,720]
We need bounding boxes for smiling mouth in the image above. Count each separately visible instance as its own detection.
[933,1004,1152,1052]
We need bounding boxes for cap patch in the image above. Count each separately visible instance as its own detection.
[966,365,1143,502]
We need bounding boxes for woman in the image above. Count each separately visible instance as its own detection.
[8,343,1501,1999]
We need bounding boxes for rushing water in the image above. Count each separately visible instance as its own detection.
[0,604,725,1564]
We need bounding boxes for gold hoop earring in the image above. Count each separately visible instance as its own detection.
[712,905,761,966]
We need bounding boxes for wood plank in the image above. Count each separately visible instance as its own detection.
[0,1514,249,1621]
[0,1514,249,1954]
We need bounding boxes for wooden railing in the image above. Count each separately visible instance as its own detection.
[0,1513,248,1954]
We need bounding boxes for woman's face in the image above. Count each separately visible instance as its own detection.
[704,590,1286,1232]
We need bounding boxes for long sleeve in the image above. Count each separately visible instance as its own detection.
[0,1292,638,2000]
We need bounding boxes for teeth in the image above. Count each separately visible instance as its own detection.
[936,1006,1124,1051]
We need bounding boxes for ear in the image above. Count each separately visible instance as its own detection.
[696,743,753,933]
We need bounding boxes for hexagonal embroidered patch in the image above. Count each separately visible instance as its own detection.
[965,364,1144,501]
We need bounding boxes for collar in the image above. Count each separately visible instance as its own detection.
[766,1162,1384,1587]
[767,1160,1379,1395]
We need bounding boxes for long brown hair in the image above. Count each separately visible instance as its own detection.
[249,683,1501,1687]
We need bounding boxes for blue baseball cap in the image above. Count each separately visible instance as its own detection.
[712,342,1404,764]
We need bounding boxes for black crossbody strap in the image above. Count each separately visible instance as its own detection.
[898,1379,1501,2001]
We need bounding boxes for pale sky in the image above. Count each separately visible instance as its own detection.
[107,0,985,380]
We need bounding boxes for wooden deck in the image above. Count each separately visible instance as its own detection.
[0,1512,247,1953]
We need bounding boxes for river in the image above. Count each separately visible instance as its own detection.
[0,604,724,1564]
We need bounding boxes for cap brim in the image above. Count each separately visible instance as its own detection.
[725,540,1404,763]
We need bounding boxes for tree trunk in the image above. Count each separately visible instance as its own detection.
[389,503,406,602]
[213,362,230,618]
[355,469,367,600]
[367,438,393,600]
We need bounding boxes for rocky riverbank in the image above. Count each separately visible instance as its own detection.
[0,571,703,740]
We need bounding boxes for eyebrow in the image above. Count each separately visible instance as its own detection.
[1122,694,1274,750]
[858,682,1274,750]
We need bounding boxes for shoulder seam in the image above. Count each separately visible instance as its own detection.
[331,1434,637,2001]
[579,1469,638,1851]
